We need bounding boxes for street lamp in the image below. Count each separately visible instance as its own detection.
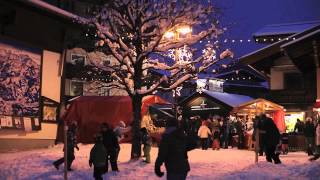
[163,25,192,121]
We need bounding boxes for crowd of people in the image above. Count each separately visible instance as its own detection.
[51,114,320,180]
[293,117,320,161]
[187,115,249,151]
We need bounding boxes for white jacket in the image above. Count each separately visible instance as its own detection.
[198,125,212,138]
[316,125,320,146]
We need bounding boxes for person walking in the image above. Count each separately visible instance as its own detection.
[53,122,79,171]
[101,123,120,172]
[155,118,197,180]
[261,114,281,164]
[89,134,107,180]
[304,117,315,156]
[198,121,212,150]
[140,127,152,163]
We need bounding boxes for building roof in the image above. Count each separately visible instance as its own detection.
[240,23,320,66]
[213,63,267,82]
[281,29,320,49]
[202,90,254,108]
[13,0,81,22]
[253,21,320,38]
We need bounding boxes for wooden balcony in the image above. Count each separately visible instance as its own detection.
[264,90,316,106]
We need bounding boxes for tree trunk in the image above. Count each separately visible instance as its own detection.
[130,94,142,159]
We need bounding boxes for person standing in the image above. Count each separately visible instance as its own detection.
[53,122,79,171]
[155,118,196,180]
[294,119,305,134]
[101,123,120,172]
[89,134,107,180]
[261,115,281,164]
[197,121,212,150]
[140,127,152,163]
[281,132,289,155]
[304,117,315,156]
[212,130,220,150]
[310,120,320,161]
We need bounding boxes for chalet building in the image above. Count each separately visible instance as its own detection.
[0,0,86,151]
[240,21,320,128]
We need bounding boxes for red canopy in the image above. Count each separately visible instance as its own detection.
[63,95,168,143]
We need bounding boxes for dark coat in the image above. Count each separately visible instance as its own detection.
[89,142,107,167]
[102,129,120,152]
[263,117,280,147]
[304,122,315,137]
[142,131,152,146]
[64,129,78,154]
[155,127,196,173]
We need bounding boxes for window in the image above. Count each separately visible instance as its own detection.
[70,80,83,96]
[284,73,304,90]
[70,54,86,66]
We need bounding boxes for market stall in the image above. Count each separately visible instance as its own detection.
[232,98,285,149]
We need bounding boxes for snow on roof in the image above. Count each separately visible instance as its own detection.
[253,20,320,37]
[20,0,81,21]
[203,90,254,108]
[281,29,320,48]
[240,24,320,65]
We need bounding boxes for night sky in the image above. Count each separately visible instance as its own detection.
[215,0,320,58]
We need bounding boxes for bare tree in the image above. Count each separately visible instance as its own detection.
[82,0,233,159]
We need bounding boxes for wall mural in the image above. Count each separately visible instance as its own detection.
[0,40,41,116]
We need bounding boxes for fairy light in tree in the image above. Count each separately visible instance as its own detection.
[202,44,217,63]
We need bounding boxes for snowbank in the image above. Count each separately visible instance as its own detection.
[0,144,318,180]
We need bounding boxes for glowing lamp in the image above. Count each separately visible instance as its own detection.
[176,26,192,35]
[164,31,175,39]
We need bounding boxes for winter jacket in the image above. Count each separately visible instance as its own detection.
[64,129,78,154]
[294,121,305,134]
[213,131,220,140]
[304,122,315,137]
[102,129,120,152]
[316,125,320,146]
[155,127,196,173]
[142,132,152,146]
[198,125,212,138]
[89,143,107,167]
[262,117,280,147]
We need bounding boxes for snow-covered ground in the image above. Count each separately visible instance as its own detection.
[0,144,319,180]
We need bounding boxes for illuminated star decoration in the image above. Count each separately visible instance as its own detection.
[202,44,216,64]
[196,79,207,94]
[172,86,183,97]
[167,45,192,65]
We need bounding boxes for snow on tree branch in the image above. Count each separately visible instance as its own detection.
[79,0,232,97]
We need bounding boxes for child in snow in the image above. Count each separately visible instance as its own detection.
[140,127,152,163]
[198,121,212,150]
[89,133,107,180]
[212,130,220,150]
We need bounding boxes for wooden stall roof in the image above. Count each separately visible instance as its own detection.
[232,98,284,114]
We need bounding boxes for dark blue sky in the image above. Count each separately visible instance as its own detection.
[214,0,320,58]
